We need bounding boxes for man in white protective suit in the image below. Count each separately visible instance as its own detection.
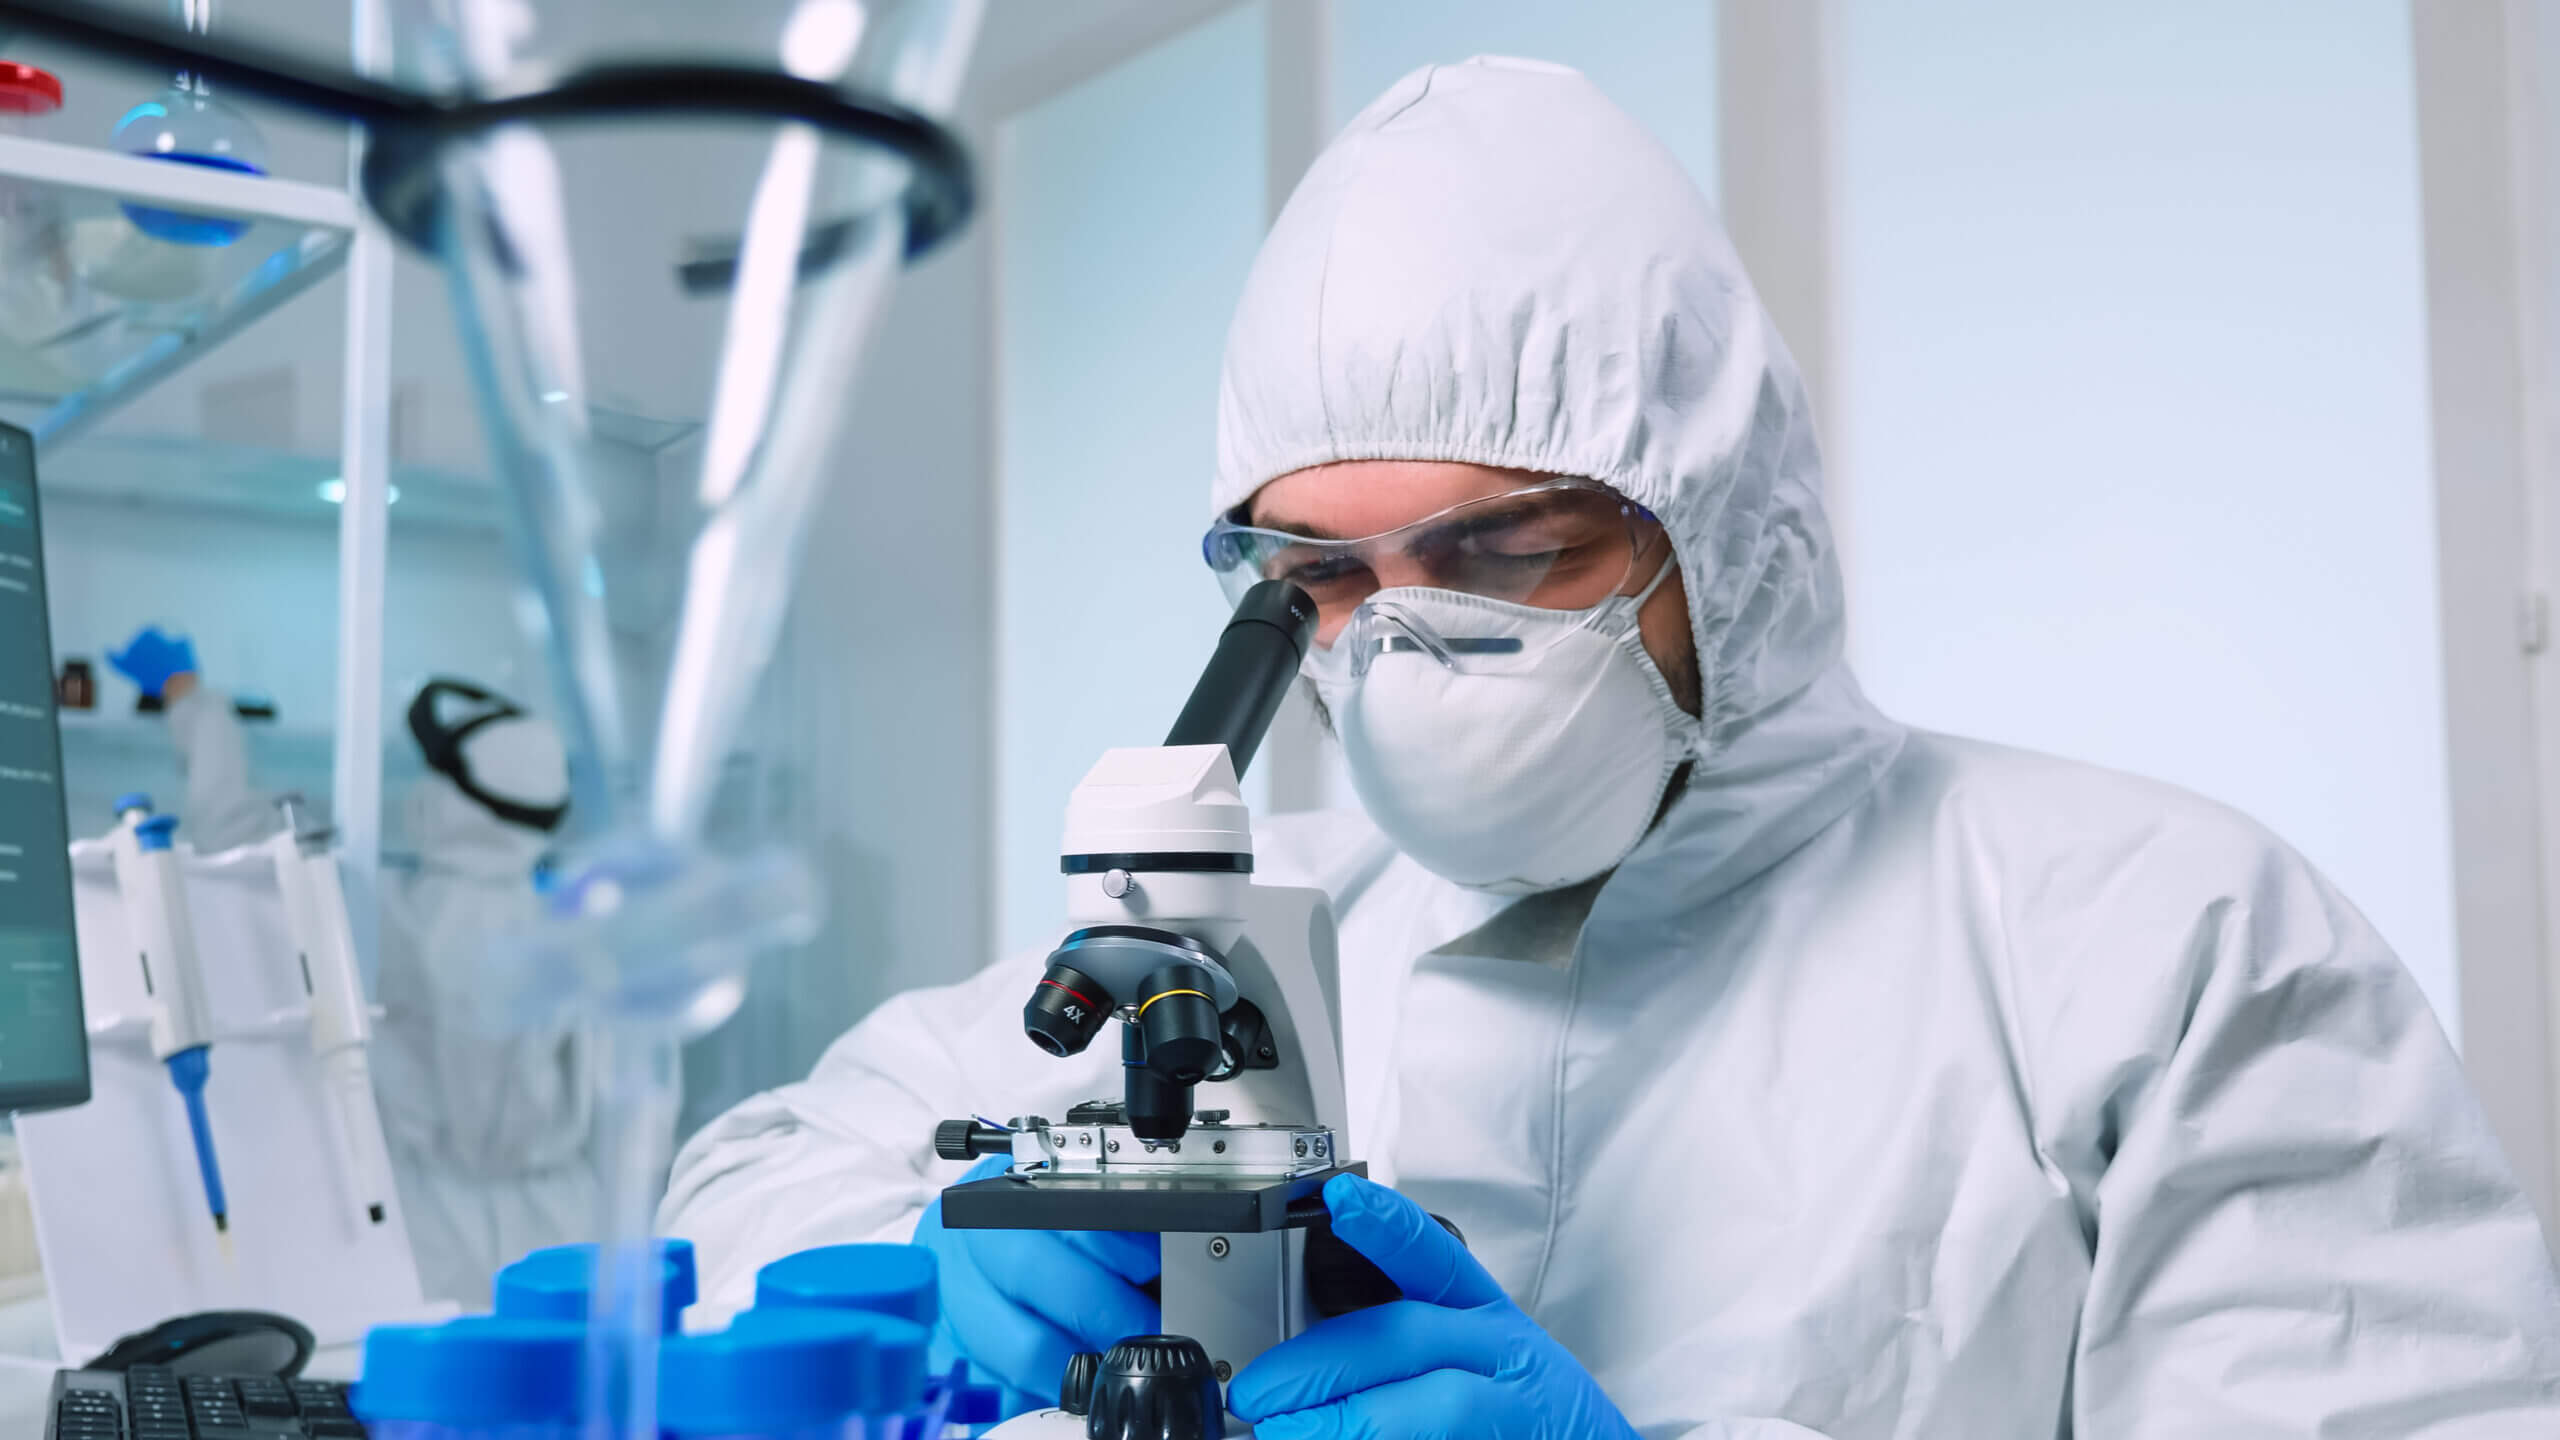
[659,59,2560,1437]
[373,678,598,1306]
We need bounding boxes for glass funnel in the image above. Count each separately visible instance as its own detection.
[384,2,983,1434]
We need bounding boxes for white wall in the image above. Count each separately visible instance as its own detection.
[1832,1,2459,1030]
[995,3,1270,955]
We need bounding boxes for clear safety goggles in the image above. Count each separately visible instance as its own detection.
[1201,478,1668,665]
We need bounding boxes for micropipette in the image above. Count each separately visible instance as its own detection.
[268,794,394,1226]
[107,794,228,1235]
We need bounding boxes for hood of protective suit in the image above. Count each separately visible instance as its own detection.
[1216,56,1903,901]
[404,714,567,880]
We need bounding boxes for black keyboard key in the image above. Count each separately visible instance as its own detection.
[305,1420,368,1437]
[294,1383,354,1419]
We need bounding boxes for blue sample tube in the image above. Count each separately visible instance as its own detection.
[352,1316,584,1440]
[752,1246,984,1438]
[753,1245,936,1327]
[663,1308,930,1440]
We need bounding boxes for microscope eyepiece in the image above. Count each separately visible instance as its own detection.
[1024,962,1110,1057]
[1134,963,1224,1086]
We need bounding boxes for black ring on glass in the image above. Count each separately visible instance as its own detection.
[0,2,975,264]
[358,67,975,262]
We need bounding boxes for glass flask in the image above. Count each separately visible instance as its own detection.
[109,0,269,246]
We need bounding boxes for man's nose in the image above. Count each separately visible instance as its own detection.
[1365,552,1436,591]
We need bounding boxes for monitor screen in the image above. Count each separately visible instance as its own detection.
[0,422,86,1113]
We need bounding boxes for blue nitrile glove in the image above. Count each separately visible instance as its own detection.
[107,626,197,699]
[912,1153,1161,1406]
[1231,1173,1642,1440]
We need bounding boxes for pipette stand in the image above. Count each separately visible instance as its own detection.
[13,837,440,1363]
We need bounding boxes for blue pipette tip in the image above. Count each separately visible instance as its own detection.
[164,1047,229,1232]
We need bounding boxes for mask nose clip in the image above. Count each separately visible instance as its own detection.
[1344,600,1525,679]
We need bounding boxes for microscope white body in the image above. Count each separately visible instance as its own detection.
[973,743,1349,1435]
[1058,743,1348,1138]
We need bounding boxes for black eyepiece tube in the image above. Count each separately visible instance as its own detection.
[1163,580,1318,780]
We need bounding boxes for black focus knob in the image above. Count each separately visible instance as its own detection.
[934,1119,1011,1162]
[1025,962,1111,1058]
[1306,1210,1469,1318]
[1085,1335,1223,1440]
[1058,1351,1103,1417]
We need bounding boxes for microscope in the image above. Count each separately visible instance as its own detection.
[936,580,1418,1438]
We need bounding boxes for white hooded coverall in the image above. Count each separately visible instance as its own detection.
[368,729,597,1308]
[660,58,2560,1436]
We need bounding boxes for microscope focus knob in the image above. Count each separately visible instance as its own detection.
[1058,1351,1103,1417]
[935,1119,1012,1162]
[1084,1335,1223,1440]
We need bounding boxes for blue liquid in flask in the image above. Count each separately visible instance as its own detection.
[112,89,269,248]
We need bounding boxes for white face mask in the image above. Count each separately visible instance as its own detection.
[1309,561,1700,894]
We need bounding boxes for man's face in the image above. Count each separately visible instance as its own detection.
[1247,459,1702,716]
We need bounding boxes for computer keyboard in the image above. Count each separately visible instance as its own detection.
[47,1365,365,1439]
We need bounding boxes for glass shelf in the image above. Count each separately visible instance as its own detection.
[37,433,506,534]
[0,132,357,449]
[53,709,427,849]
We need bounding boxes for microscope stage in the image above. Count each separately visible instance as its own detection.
[940,1164,1364,1234]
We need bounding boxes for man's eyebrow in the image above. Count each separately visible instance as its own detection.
[1245,503,1352,541]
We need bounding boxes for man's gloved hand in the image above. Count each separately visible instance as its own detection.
[107,626,197,700]
[1231,1173,1642,1440]
[913,1153,1161,1405]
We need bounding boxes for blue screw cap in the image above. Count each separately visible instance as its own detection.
[495,1240,692,1333]
[661,1310,917,1434]
[113,792,153,817]
[353,1317,583,1425]
[133,814,179,852]
[754,1243,937,1328]
[727,1308,929,1416]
